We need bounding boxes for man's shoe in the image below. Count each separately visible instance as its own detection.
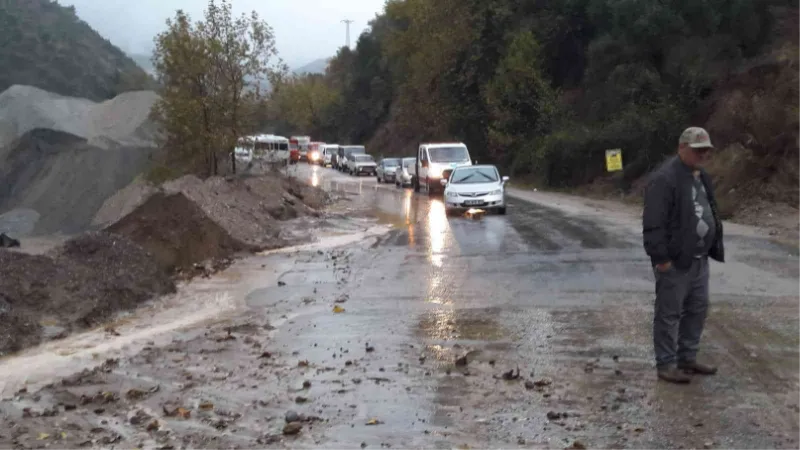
[657,366,692,384]
[678,360,718,375]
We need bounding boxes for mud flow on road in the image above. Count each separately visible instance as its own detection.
[1,164,798,449]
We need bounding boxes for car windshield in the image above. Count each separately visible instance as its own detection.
[451,167,499,184]
[383,158,400,166]
[429,146,469,163]
[344,146,366,153]
[355,155,374,162]
[402,158,416,168]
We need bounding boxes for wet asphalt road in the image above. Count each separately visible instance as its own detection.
[1,163,798,449]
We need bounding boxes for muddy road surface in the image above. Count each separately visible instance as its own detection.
[1,164,797,449]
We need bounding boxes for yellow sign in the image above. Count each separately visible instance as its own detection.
[605,149,623,172]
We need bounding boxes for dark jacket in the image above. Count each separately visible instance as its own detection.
[642,155,725,270]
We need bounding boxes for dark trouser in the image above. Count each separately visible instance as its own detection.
[653,257,710,368]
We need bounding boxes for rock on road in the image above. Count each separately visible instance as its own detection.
[1,163,797,449]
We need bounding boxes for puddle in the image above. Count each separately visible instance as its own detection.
[417,309,507,343]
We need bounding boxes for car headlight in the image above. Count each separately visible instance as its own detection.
[446,191,459,198]
[429,167,443,178]
[489,189,502,195]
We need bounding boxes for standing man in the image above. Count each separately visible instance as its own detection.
[642,127,725,384]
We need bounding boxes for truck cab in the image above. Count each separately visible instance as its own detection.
[413,142,472,194]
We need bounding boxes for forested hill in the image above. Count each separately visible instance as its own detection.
[0,0,154,101]
[269,0,799,215]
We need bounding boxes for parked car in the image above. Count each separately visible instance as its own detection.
[376,157,401,183]
[339,145,367,171]
[441,164,508,215]
[412,142,473,195]
[347,154,378,176]
[395,157,416,188]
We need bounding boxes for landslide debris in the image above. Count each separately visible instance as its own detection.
[100,173,330,273]
[0,232,175,356]
[0,170,330,355]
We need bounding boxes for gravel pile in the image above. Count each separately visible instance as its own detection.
[0,85,158,153]
[0,232,175,356]
[0,129,157,235]
[0,85,160,236]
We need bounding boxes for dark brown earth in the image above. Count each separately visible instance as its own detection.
[0,232,175,356]
[0,172,331,356]
[106,192,251,276]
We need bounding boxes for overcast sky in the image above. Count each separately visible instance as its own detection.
[64,0,386,68]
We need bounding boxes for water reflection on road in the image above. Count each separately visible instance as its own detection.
[287,163,800,449]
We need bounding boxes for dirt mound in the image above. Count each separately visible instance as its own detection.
[159,174,329,248]
[106,192,249,274]
[0,232,174,356]
[161,175,283,248]
[0,128,157,235]
[91,177,159,227]
[94,173,330,279]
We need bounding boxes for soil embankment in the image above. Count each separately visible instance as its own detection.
[0,171,331,356]
[0,232,175,355]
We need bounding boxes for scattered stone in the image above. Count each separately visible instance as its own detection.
[302,380,312,389]
[285,411,301,423]
[455,355,468,367]
[499,367,520,380]
[295,396,309,404]
[568,441,587,449]
[283,422,302,435]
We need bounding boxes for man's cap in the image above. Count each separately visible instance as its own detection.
[679,127,714,149]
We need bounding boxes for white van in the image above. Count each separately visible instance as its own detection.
[412,142,472,194]
[321,144,338,167]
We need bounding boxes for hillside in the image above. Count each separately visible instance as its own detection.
[269,0,798,224]
[129,53,156,76]
[294,57,330,75]
[0,0,154,101]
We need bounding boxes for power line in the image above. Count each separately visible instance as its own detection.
[340,19,354,48]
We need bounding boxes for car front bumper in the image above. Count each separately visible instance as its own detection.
[445,194,505,210]
[353,166,377,174]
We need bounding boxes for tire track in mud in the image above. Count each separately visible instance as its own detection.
[506,199,635,252]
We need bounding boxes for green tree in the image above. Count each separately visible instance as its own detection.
[150,0,281,178]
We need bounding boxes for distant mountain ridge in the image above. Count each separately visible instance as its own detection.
[0,0,154,101]
[294,58,330,75]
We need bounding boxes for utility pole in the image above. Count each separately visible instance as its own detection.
[340,19,354,48]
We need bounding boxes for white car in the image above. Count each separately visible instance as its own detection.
[441,165,509,215]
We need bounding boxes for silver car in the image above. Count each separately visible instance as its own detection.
[347,154,378,176]
[395,157,416,188]
[376,158,401,183]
